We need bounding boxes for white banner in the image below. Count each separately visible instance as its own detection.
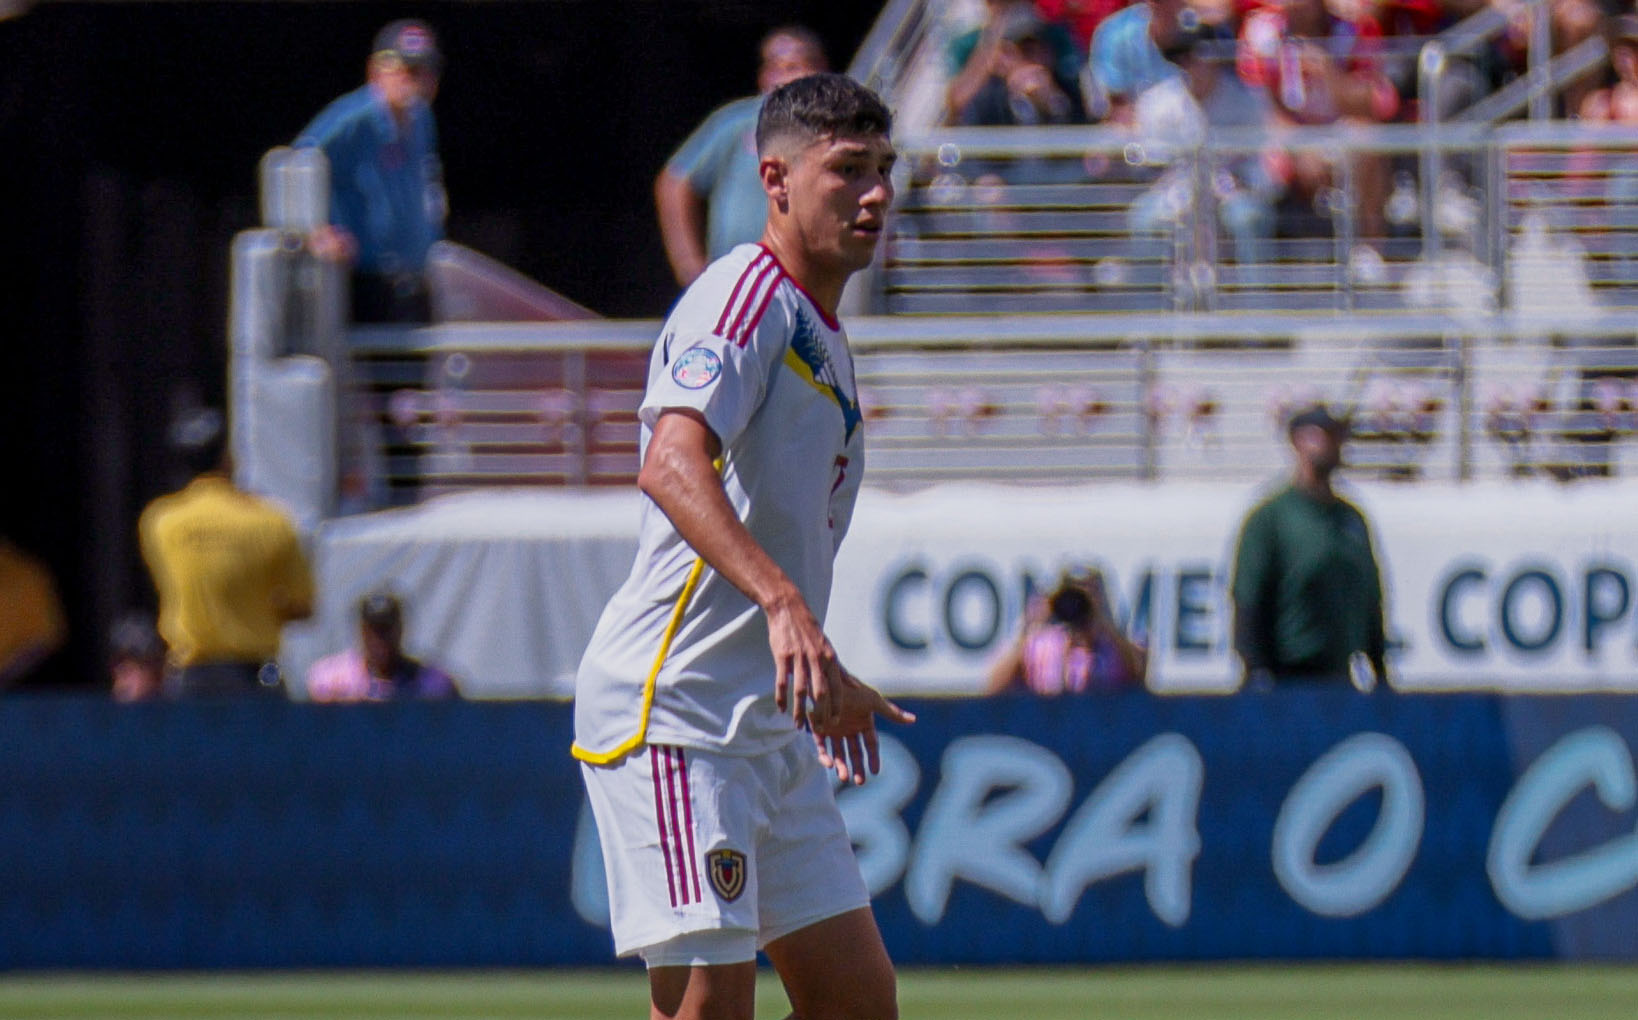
[282,480,1638,697]
[827,480,1638,694]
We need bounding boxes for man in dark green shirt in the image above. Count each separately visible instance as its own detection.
[1230,405,1388,688]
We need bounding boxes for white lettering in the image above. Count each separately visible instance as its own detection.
[1272,733,1425,917]
[1039,733,1203,926]
[836,734,921,896]
[1487,726,1638,920]
[905,735,1073,925]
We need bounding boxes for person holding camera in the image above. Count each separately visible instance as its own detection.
[985,569,1148,694]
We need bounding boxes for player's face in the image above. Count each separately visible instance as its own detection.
[786,132,896,273]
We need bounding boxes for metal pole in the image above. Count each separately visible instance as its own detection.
[1528,0,1553,120]
[1456,331,1474,480]
[1418,42,1446,261]
[1138,336,1157,481]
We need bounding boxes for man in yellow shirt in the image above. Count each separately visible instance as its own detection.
[139,409,314,696]
[0,537,66,688]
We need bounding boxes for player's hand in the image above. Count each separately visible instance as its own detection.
[810,673,916,786]
[767,594,844,734]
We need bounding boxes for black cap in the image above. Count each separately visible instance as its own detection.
[373,19,442,70]
[1287,403,1350,437]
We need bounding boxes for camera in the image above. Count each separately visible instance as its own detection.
[1048,577,1092,625]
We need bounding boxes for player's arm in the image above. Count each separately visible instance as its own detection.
[655,170,710,288]
[639,407,845,733]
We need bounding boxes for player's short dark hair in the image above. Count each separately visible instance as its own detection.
[755,72,892,156]
[170,407,228,478]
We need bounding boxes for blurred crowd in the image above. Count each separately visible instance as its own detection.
[934,0,1638,272]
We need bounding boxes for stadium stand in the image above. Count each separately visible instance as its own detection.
[231,1,1638,506]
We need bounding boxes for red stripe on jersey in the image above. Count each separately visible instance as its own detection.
[663,747,691,904]
[736,270,784,347]
[713,252,772,339]
[677,748,701,903]
[726,259,779,345]
[758,243,840,330]
[651,745,678,907]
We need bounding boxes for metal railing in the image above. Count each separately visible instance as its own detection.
[232,122,1638,513]
[884,122,1638,315]
[335,308,1638,495]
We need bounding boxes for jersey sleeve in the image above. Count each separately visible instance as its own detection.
[640,284,792,451]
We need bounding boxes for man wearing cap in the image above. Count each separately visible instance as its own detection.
[296,19,446,322]
[305,592,458,701]
[1230,404,1389,689]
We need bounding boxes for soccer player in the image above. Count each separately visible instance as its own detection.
[573,73,911,1020]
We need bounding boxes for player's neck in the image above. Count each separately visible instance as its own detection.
[759,231,844,321]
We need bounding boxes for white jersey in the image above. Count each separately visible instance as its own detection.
[573,244,866,762]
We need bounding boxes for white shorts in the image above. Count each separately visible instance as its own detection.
[580,735,870,964]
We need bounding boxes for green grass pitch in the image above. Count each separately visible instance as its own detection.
[1,965,1634,1019]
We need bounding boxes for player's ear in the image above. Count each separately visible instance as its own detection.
[760,154,791,212]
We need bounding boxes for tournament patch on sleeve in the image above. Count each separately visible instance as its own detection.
[671,344,723,390]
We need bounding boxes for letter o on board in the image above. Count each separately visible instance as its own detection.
[1272,733,1425,918]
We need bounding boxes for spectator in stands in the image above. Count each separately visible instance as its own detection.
[1230,404,1389,689]
[139,408,314,697]
[1580,14,1638,124]
[986,569,1147,694]
[954,6,1089,127]
[296,19,446,323]
[1037,0,1132,52]
[306,591,459,701]
[0,534,66,689]
[1088,0,1195,123]
[1495,0,1604,117]
[1578,15,1638,277]
[947,0,1086,120]
[109,612,166,703]
[655,26,829,288]
[1129,27,1281,265]
[1237,0,1400,276]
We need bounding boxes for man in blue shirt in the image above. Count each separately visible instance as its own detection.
[1089,0,1188,122]
[297,19,446,322]
[655,26,827,287]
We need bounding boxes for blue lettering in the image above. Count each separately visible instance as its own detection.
[1500,568,1562,653]
[1174,568,1213,654]
[1584,566,1631,655]
[1440,566,1487,654]
[945,570,1002,652]
[1126,570,1156,646]
[883,567,930,652]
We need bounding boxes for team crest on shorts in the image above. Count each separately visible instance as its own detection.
[706,848,747,902]
[672,345,722,389]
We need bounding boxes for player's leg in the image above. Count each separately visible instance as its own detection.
[754,740,897,1020]
[647,950,756,1020]
[763,906,897,1020]
[581,746,762,1020]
